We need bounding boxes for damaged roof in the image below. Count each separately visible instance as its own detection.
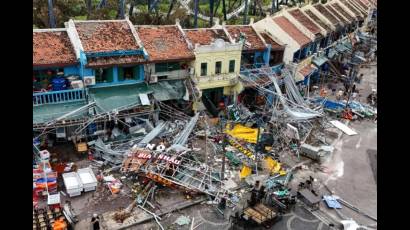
[354,0,370,10]
[331,3,356,22]
[259,32,284,50]
[74,20,140,52]
[314,4,340,25]
[347,0,367,14]
[340,0,363,17]
[299,64,315,77]
[325,4,349,24]
[33,30,77,67]
[304,10,333,33]
[86,55,146,68]
[288,9,322,36]
[136,25,194,63]
[184,28,230,46]
[225,25,266,51]
[272,16,311,47]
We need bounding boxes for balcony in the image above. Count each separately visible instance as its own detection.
[33,88,86,106]
[193,74,238,90]
[151,69,190,81]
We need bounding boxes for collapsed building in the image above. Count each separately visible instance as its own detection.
[33,1,377,229]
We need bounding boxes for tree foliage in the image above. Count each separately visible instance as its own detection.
[33,0,87,28]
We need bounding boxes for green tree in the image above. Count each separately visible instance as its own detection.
[33,0,87,28]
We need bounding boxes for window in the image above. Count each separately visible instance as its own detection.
[256,56,264,64]
[95,68,113,83]
[215,61,222,74]
[229,60,235,73]
[118,67,135,81]
[155,62,181,73]
[200,63,207,76]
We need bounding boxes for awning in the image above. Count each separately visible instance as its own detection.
[33,101,89,124]
[89,83,153,113]
[312,55,328,67]
[150,80,186,101]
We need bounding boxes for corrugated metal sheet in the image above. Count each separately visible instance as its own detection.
[150,80,186,101]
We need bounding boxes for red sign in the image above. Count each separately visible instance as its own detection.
[136,152,181,165]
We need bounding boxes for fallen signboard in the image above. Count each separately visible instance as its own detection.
[329,120,357,136]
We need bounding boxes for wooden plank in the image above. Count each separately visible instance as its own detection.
[244,208,267,224]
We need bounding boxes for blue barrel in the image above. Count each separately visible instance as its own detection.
[52,77,67,91]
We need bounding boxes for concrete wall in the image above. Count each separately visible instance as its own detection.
[253,17,301,64]
[145,63,190,81]
[192,42,241,76]
[190,40,242,91]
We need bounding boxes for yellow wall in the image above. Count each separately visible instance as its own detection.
[190,45,242,91]
[193,50,241,77]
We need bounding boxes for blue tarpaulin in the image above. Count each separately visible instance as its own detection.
[323,195,342,209]
[314,98,345,110]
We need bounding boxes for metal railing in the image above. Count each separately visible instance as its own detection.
[33,88,86,106]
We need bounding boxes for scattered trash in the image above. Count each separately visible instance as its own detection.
[323,195,342,209]
[174,215,191,226]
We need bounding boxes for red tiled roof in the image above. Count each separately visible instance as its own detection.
[314,4,340,25]
[348,0,367,14]
[226,25,266,51]
[86,55,146,68]
[273,16,311,47]
[288,9,322,36]
[347,0,367,15]
[259,32,284,50]
[304,10,332,33]
[340,0,363,17]
[325,5,349,24]
[137,26,194,62]
[33,30,77,67]
[331,3,355,22]
[75,21,140,53]
[354,0,369,10]
[184,29,230,45]
[299,64,315,77]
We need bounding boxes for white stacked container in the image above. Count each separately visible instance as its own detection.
[77,167,98,192]
[62,172,83,197]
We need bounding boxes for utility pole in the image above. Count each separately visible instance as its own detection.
[255,123,261,176]
[345,46,358,108]
[221,133,226,183]
[205,116,208,165]
[220,114,227,184]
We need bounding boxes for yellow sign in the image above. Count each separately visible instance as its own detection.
[225,124,258,143]
[227,138,255,160]
[264,157,286,175]
[240,165,252,179]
